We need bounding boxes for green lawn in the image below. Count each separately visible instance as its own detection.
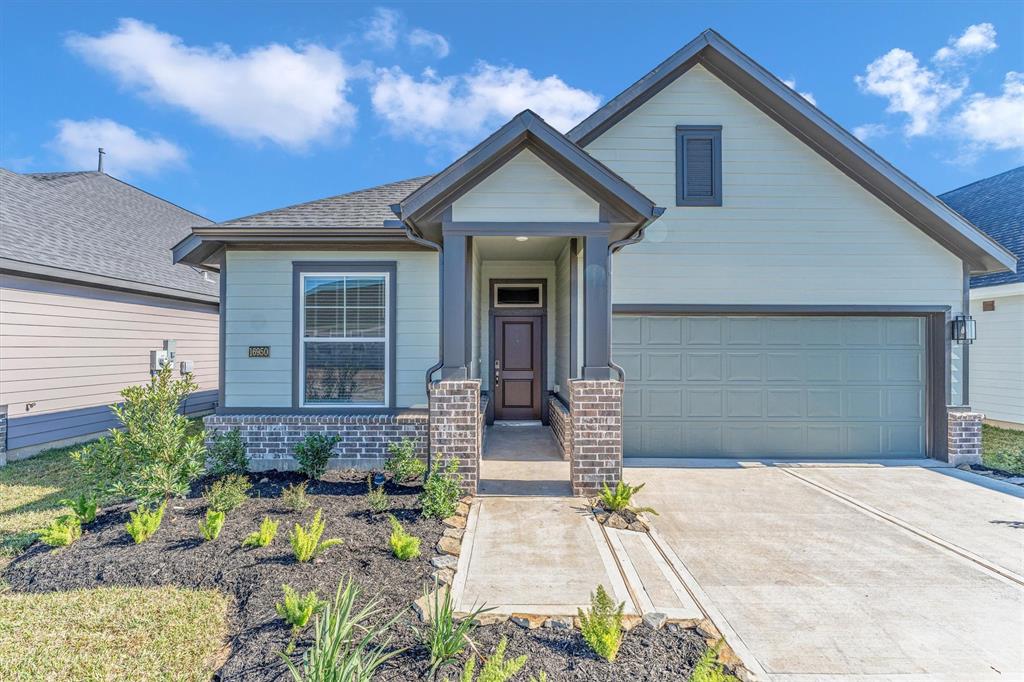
[982,424,1024,475]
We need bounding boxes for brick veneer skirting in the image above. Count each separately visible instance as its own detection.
[429,380,481,494]
[568,380,623,496]
[203,412,428,471]
[548,395,572,461]
[946,406,984,467]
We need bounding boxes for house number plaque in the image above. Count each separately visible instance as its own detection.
[248,346,271,358]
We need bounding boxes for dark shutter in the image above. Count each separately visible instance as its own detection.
[676,126,722,206]
[685,137,714,198]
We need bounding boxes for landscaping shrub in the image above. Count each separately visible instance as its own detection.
[242,516,279,548]
[420,458,462,519]
[578,584,624,662]
[419,578,489,676]
[597,481,658,516]
[38,515,82,547]
[688,645,740,682]
[282,577,404,682]
[289,509,343,562]
[384,438,426,483]
[276,584,326,633]
[198,510,225,541]
[207,429,248,476]
[281,481,310,512]
[125,502,166,544]
[61,493,98,524]
[72,364,206,504]
[387,514,420,560]
[293,434,340,480]
[203,474,252,513]
[367,476,389,513]
[455,637,528,682]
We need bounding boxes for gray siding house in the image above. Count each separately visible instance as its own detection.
[175,30,1016,494]
[1,168,219,462]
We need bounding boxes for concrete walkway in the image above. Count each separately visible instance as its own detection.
[478,424,570,496]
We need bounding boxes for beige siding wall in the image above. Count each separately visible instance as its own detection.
[452,149,599,222]
[585,64,965,402]
[969,286,1024,425]
[224,249,438,409]
[0,273,218,416]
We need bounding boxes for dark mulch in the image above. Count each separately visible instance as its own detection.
[3,471,706,681]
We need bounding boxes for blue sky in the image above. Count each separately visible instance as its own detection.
[2,1,1022,222]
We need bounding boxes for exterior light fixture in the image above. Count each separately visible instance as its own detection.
[952,314,976,345]
[515,236,529,242]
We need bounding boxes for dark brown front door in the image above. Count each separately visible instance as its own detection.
[493,315,542,420]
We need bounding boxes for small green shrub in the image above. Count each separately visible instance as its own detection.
[578,584,624,662]
[420,458,462,519]
[384,438,426,483]
[387,515,421,560]
[289,509,343,562]
[293,434,340,480]
[61,493,98,524]
[281,481,310,512]
[597,481,658,516]
[125,502,166,544]
[203,474,251,513]
[276,584,326,632]
[456,637,528,682]
[242,516,279,548]
[38,515,82,547]
[419,578,490,676]
[688,645,740,682]
[367,476,389,513]
[198,510,225,541]
[207,429,248,476]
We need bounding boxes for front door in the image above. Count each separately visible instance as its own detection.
[493,315,542,420]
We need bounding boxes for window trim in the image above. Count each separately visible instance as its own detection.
[292,261,397,410]
[676,125,722,207]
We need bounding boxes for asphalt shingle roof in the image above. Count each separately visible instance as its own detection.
[0,169,218,299]
[939,166,1023,288]
[217,176,432,229]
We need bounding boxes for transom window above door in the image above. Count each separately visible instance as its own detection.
[493,283,543,308]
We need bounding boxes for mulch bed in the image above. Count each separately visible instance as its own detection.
[3,471,707,681]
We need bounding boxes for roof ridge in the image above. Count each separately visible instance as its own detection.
[938,165,1024,198]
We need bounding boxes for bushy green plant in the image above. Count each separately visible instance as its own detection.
[276,584,326,632]
[419,578,490,676]
[281,481,310,512]
[61,493,98,524]
[207,429,248,476]
[387,515,420,560]
[293,434,340,480]
[597,481,658,516]
[243,516,279,548]
[125,502,166,544]
[289,509,343,562]
[203,473,251,513]
[367,476,389,513]
[456,637,528,682]
[578,584,624,662]
[198,510,225,541]
[420,458,462,519]
[384,438,426,483]
[38,515,82,547]
[688,645,740,682]
[72,364,206,504]
[282,577,405,682]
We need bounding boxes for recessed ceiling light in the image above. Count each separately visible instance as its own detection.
[515,236,529,242]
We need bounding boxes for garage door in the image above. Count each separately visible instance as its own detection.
[613,315,927,458]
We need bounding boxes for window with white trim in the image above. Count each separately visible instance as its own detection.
[300,272,389,406]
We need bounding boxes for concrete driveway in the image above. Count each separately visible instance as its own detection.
[627,461,1024,681]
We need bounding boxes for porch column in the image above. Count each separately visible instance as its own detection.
[581,233,612,380]
[441,233,470,378]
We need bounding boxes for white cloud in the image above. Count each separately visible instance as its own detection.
[855,48,964,136]
[371,62,600,150]
[934,23,997,62]
[782,79,817,106]
[363,7,399,49]
[408,28,450,58]
[67,18,356,149]
[852,123,890,142]
[51,118,185,177]
[955,71,1024,151]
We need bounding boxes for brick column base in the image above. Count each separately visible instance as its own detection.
[947,406,984,467]
[429,379,481,494]
[569,379,623,496]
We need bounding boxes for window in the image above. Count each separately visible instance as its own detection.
[299,270,391,407]
[494,283,543,308]
[676,125,722,206]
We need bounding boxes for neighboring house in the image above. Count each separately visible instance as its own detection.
[0,168,219,462]
[940,167,1024,429]
[175,30,1016,494]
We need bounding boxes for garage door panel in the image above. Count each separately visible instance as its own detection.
[804,318,843,345]
[886,317,922,345]
[726,352,762,380]
[647,317,682,344]
[845,318,885,345]
[622,387,642,418]
[613,316,642,345]
[726,389,763,418]
[766,389,803,417]
[647,352,683,381]
[886,351,923,382]
[846,352,883,382]
[725,317,761,344]
[888,425,924,454]
[687,317,722,345]
[807,389,843,418]
[688,389,722,417]
[645,388,683,417]
[686,352,722,381]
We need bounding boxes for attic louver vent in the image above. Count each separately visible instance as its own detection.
[676,125,722,207]
[685,138,714,197]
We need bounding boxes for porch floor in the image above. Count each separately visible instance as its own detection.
[478,423,571,496]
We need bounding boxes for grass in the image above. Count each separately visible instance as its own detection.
[982,424,1024,475]
[0,586,230,681]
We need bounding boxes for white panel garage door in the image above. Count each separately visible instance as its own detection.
[613,315,927,458]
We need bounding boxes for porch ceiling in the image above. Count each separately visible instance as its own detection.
[475,235,567,260]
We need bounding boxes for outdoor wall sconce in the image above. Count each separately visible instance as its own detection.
[952,314,976,345]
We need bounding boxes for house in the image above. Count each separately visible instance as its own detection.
[175,30,1016,494]
[0,167,219,463]
[939,167,1024,429]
